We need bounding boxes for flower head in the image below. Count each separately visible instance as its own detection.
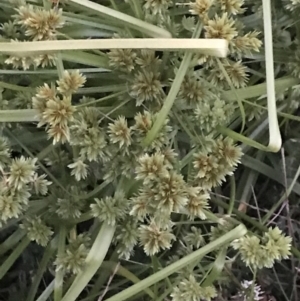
[189,0,214,20]
[68,159,88,181]
[114,217,139,259]
[144,0,172,15]
[8,156,37,190]
[57,70,86,95]
[41,96,75,127]
[91,191,128,226]
[231,31,262,55]
[178,74,212,107]
[205,13,238,41]
[153,171,188,213]
[47,123,70,145]
[55,234,90,274]
[108,116,132,148]
[31,174,52,195]
[139,220,175,255]
[108,48,137,72]
[219,0,245,15]
[135,152,169,184]
[232,227,292,270]
[21,216,53,246]
[171,275,217,301]
[185,186,210,220]
[0,137,11,168]
[15,6,64,40]
[130,71,163,106]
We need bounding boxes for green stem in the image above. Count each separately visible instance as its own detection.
[88,249,119,298]
[61,51,110,68]
[0,109,37,122]
[201,247,228,287]
[69,0,171,38]
[26,239,56,301]
[217,126,277,152]
[55,54,65,79]
[142,21,202,146]
[76,90,127,108]
[36,280,55,301]
[0,229,26,256]
[222,76,299,101]
[228,175,236,215]
[75,84,126,95]
[216,58,246,132]
[0,81,33,92]
[54,227,67,301]
[101,261,155,299]
[0,236,30,280]
[81,180,111,200]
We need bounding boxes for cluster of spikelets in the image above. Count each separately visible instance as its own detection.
[3,0,64,70]
[232,227,292,270]
[0,137,52,242]
[55,233,91,275]
[32,70,86,145]
[192,137,243,189]
[171,274,217,301]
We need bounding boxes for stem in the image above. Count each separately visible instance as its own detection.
[262,0,282,151]
[0,229,26,256]
[0,81,33,92]
[228,175,236,215]
[217,126,276,152]
[0,109,37,122]
[68,0,172,38]
[0,236,30,280]
[27,240,56,301]
[216,58,246,132]
[0,39,228,57]
[142,22,203,147]
[36,280,55,301]
[54,227,67,301]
